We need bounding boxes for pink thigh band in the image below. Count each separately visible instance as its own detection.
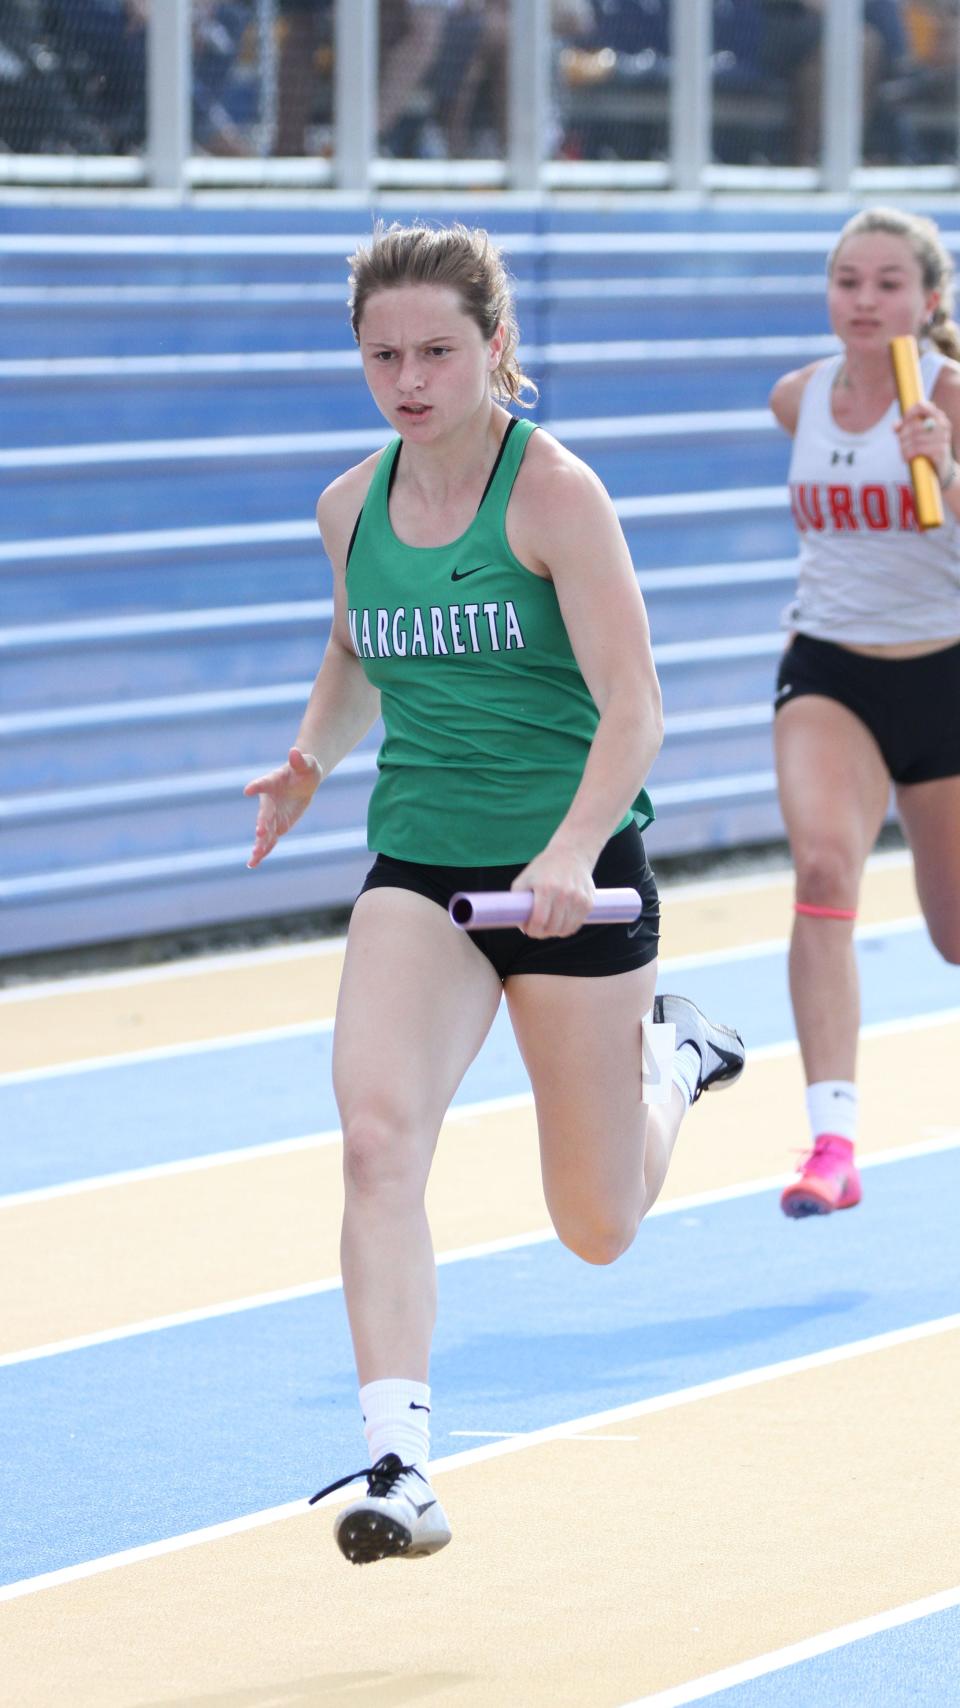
[795,902,857,921]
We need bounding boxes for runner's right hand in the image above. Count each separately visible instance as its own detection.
[244,746,322,868]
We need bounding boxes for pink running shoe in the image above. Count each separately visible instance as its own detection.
[780,1135,862,1219]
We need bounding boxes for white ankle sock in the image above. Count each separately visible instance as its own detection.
[806,1080,858,1145]
[359,1378,431,1474]
[672,1041,701,1110]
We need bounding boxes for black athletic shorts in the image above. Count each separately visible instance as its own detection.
[358,820,660,980]
[774,633,960,784]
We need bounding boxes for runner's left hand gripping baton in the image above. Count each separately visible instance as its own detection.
[449,887,642,929]
[890,333,944,530]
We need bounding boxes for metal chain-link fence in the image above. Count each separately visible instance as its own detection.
[0,0,147,155]
[0,0,280,161]
[551,0,951,170]
[1,0,958,186]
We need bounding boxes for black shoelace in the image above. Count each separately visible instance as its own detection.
[309,1450,420,1506]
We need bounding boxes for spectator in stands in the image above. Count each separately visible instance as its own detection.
[275,0,457,160]
[0,0,109,153]
[48,0,254,158]
[769,207,960,1220]
[431,0,507,160]
[378,0,459,151]
[897,3,959,161]
[557,0,669,160]
[274,0,334,157]
[191,0,255,157]
[244,221,744,1564]
[429,0,596,161]
[904,0,959,65]
[274,0,597,162]
[435,0,595,162]
[751,1,910,164]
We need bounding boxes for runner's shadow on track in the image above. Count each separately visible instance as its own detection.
[430,1290,871,1406]
[136,1670,473,1705]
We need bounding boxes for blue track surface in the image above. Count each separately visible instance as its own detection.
[2,1147,957,1587]
[691,1605,960,1707]
[1,923,956,1196]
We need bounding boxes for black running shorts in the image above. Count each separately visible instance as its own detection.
[358,820,660,980]
[774,633,960,785]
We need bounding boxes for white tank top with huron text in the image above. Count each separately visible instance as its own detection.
[785,349,960,643]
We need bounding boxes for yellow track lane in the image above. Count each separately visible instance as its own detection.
[0,943,347,1076]
[3,1025,956,1358]
[3,1327,957,1708]
[0,856,918,1074]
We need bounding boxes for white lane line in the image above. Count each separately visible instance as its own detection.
[662,846,911,903]
[0,848,913,1009]
[3,1134,958,1364]
[645,1131,960,1203]
[565,1433,641,1442]
[0,1224,556,1370]
[4,1007,959,1212]
[451,1430,640,1442]
[662,912,922,975]
[0,1016,336,1086]
[2,1310,958,1605]
[0,1276,347,1369]
[0,1092,536,1210]
[618,1583,960,1707]
[0,1496,309,1606]
[450,1430,521,1439]
[0,1129,345,1208]
[8,1117,952,1221]
[0,933,349,1003]
[746,1006,960,1065]
[0,910,935,1089]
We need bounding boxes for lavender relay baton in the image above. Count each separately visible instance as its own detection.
[449,887,642,930]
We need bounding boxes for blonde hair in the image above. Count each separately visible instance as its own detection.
[348,221,538,409]
[828,206,960,361]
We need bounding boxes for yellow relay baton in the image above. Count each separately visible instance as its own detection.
[889,333,944,530]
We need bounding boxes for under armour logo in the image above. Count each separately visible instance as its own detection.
[831,450,855,466]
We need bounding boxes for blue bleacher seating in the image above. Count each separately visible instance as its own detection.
[0,198,925,956]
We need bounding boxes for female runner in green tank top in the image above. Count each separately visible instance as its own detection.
[245,222,744,1565]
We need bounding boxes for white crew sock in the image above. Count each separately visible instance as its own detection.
[671,1041,701,1110]
[806,1080,858,1145]
[359,1378,431,1475]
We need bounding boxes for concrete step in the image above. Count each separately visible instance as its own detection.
[0,277,830,360]
[0,757,372,875]
[1,683,330,793]
[1,569,793,713]
[0,338,832,447]
[0,825,373,957]
[0,410,788,540]
[0,228,854,288]
[0,204,870,235]
[1,604,333,712]
[0,764,787,957]
[0,703,774,877]
[4,577,789,711]
[0,505,797,624]
[0,605,780,786]
[0,522,331,622]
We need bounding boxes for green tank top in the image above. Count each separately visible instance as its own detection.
[346,416,654,864]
